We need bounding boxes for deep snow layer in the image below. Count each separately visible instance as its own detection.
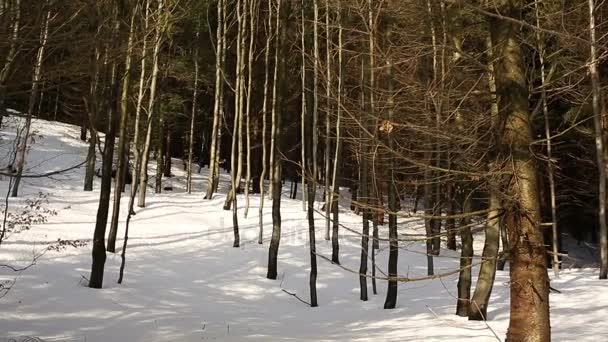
[1,116,607,341]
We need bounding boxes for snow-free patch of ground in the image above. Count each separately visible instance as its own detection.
[1,116,607,341]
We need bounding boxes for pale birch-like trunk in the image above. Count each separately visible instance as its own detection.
[588,0,608,280]
[244,0,258,217]
[131,0,150,199]
[138,0,164,208]
[0,0,20,129]
[12,0,50,197]
[205,0,225,200]
[534,0,560,277]
[187,23,200,194]
[259,0,273,243]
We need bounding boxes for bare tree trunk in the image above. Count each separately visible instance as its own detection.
[224,0,247,211]
[267,0,286,281]
[0,0,20,129]
[90,11,120,288]
[187,22,200,194]
[491,2,551,339]
[84,46,103,192]
[155,108,165,193]
[244,0,258,217]
[108,9,136,253]
[588,0,608,280]
[131,0,150,200]
[469,192,500,320]
[330,1,342,265]
[138,0,164,208]
[300,0,307,213]
[324,0,332,241]
[205,0,225,200]
[11,0,50,197]
[455,195,473,317]
[358,0,374,301]
[259,0,273,244]
[384,45,398,309]
[534,0,560,278]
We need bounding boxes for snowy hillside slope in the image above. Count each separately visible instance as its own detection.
[1,116,607,341]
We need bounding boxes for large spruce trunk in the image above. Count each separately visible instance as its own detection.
[491,1,551,340]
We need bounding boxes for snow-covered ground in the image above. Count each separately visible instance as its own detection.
[1,116,607,341]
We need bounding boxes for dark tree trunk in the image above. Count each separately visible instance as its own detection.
[456,196,473,317]
[359,150,369,301]
[80,120,87,141]
[424,172,435,275]
[446,183,456,250]
[384,148,398,309]
[350,183,358,213]
[267,0,289,283]
[164,125,172,177]
[84,132,96,191]
[89,61,119,289]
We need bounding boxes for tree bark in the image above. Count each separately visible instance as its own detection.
[138,0,164,208]
[187,21,200,194]
[89,17,120,288]
[267,0,287,281]
[455,195,473,317]
[491,1,551,339]
[11,0,50,197]
[258,0,273,244]
[469,192,500,320]
[108,9,136,253]
[588,0,608,280]
[384,51,398,309]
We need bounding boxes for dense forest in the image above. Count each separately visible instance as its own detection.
[1,0,608,341]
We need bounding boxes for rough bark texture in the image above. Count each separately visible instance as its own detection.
[491,1,551,340]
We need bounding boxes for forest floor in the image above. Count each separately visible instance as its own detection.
[1,116,607,341]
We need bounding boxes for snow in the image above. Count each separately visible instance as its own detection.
[1,116,607,341]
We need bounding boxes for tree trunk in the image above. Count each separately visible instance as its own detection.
[491,1,551,339]
[324,0,332,241]
[268,0,289,282]
[131,0,150,202]
[89,22,119,289]
[0,0,20,130]
[138,0,164,208]
[469,191,500,320]
[384,48,398,309]
[108,10,136,253]
[455,195,473,317]
[11,0,50,197]
[187,22,200,194]
[445,184,456,250]
[84,45,101,192]
[588,0,608,280]
[258,0,273,244]
[205,0,225,200]
[244,0,258,217]
[330,1,342,265]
